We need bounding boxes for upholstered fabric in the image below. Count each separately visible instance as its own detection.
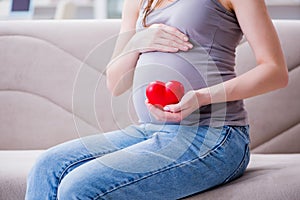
[235,20,300,153]
[0,19,299,200]
[0,20,299,152]
[0,20,129,150]
[1,151,299,200]
[185,154,300,200]
[0,151,42,200]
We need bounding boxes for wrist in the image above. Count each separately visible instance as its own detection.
[196,88,212,106]
[124,35,143,54]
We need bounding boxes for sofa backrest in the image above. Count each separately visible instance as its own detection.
[0,19,299,153]
[235,20,300,153]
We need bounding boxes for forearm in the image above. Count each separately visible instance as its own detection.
[106,31,140,96]
[106,24,192,96]
[106,50,139,96]
[203,0,288,105]
[198,63,289,106]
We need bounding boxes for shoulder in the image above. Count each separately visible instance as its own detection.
[228,0,267,12]
[122,0,141,15]
[120,0,142,32]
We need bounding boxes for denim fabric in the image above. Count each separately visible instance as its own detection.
[25,124,250,200]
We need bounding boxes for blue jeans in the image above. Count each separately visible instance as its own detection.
[25,124,250,200]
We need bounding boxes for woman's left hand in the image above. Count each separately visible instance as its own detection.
[145,90,206,122]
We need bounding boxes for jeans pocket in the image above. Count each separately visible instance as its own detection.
[223,144,250,183]
[233,125,250,145]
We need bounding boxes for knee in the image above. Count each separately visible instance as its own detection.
[28,146,65,180]
[57,180,74,200]
[57,174,89,200]
[26,147,66,199]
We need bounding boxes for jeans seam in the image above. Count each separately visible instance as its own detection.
[234,125,250,144]
[93,159,199,199]
[198,126,231,159]
[223,145,249,183]
[93,127,232,200]
[58,155,95,183]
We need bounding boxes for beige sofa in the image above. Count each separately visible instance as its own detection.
[0,19,299,200]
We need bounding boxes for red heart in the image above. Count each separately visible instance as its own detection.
[146,80,185,108]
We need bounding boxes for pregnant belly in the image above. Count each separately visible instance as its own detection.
[132,52,208,123]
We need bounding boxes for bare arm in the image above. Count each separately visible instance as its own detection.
[200,0,289,105]
[106,0,140,96]
[147,0,289,122]
[106,0,193,96]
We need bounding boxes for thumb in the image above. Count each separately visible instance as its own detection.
[163,103,182,113]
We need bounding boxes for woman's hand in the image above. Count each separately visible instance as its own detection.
[128,24,193,53]
[145,90,210,122]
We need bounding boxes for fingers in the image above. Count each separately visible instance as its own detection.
[160,29,193,51]
[150,24,193,52]
[156,37,190,52]
[150,43,179,53]
[145,90,201,122]
[163,104,182,113]
[146,103,183,122]
[145,100,183,122]
[160,29,192,47]
[152,24,188,42]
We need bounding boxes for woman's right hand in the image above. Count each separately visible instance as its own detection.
[128,24,193,53]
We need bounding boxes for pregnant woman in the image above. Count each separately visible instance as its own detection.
[26,0,288,199]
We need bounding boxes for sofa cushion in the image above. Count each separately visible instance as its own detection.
[1,151,299,200]
[187,154,300,200]
[236,20,300,153]
[0,150,42,200]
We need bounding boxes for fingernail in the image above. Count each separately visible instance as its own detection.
[184,36,188,41]
[163,106,170,111]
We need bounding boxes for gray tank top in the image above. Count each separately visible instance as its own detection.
[132,0,248,126]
